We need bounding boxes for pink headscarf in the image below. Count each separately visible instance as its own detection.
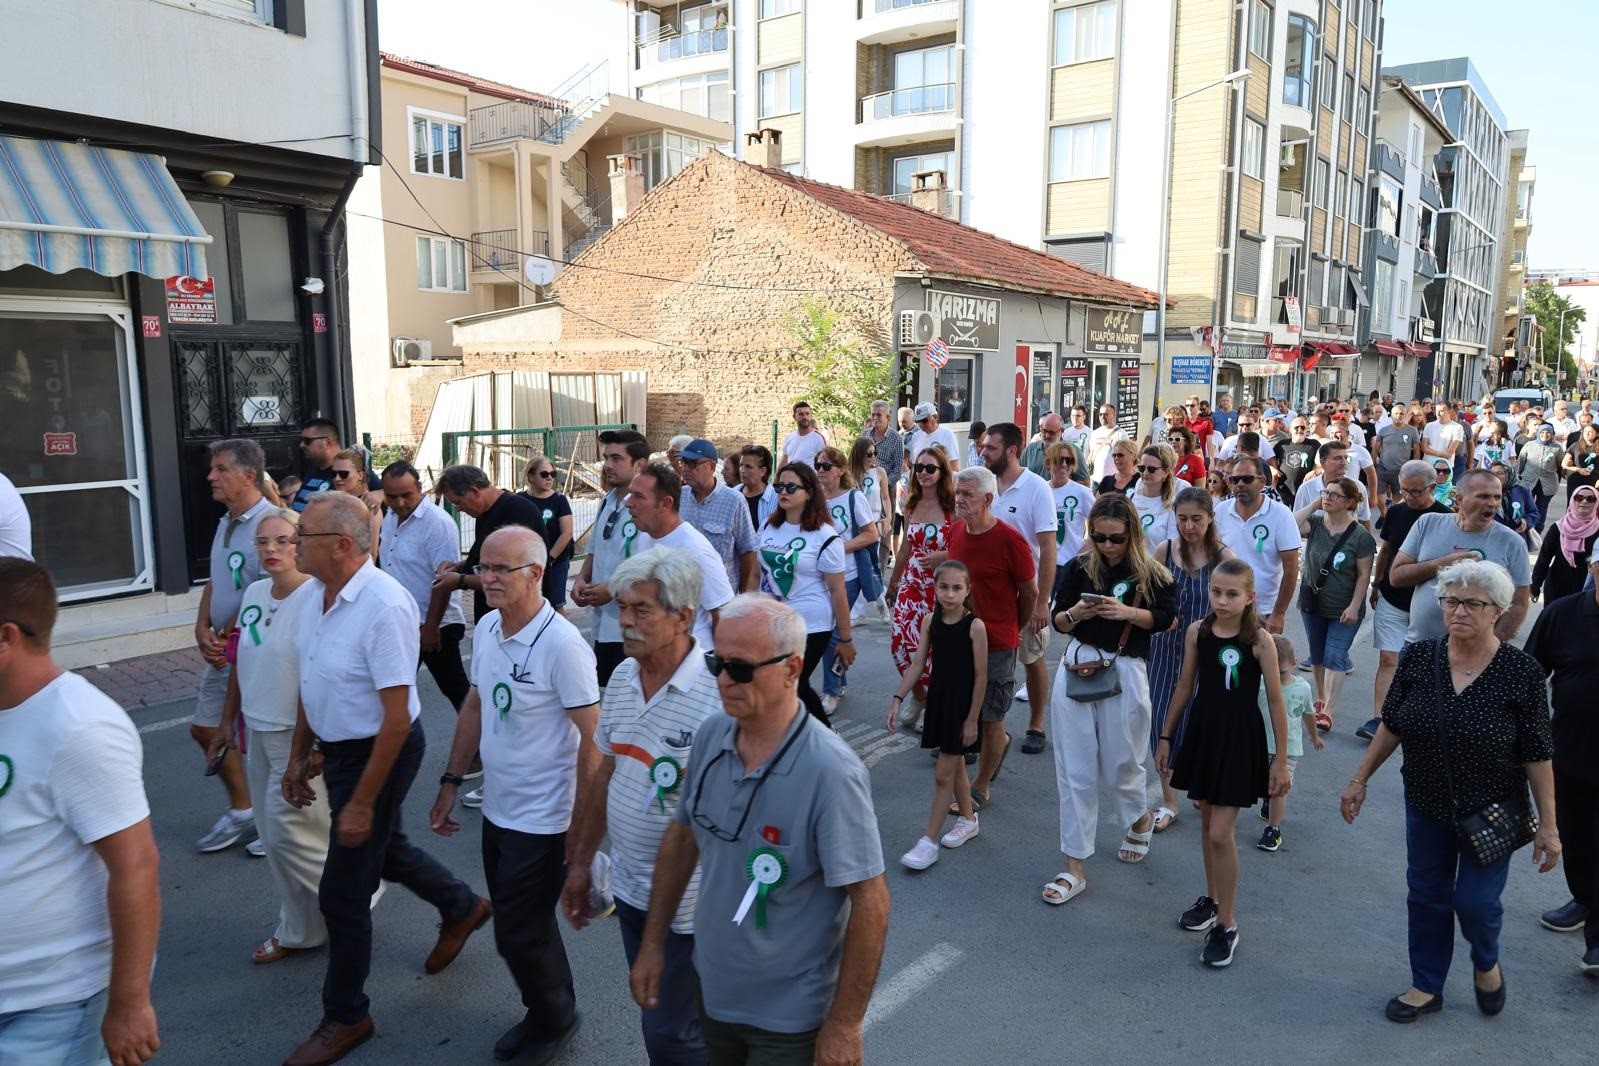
[1556,489,1599,567]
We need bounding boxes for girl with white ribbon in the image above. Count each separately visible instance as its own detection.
[1292,475,1376,734]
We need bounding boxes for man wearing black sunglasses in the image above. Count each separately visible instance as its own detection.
[293,418,379,512]
[573,430,650,688]
[1214,457,1301,635]
[632,596,888,1066]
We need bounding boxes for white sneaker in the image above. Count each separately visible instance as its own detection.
[821,694,842,716]
[940,816,980,849]
[901,837,940,870]
[1015,684,1030,702]
[196,810,255,853]
[245,838,266,858]
[461,788,484,809]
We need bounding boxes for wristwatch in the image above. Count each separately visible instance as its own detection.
[439,772,465,786]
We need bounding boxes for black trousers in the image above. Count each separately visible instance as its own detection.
[319,723,479,1025]
[419,622,471,711]
[481,819,577,1034]
[1556,765,1599,950]
[797,630,833,726]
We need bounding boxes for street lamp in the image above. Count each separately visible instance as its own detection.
[1154,67,1252,410]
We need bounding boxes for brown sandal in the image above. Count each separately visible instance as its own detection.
[252,937,300,965]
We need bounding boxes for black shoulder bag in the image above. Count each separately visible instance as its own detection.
[1432,640,1538,866]
[1063,591,1143,702]
[1298,516,1358,614]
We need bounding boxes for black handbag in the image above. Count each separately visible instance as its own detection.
[1297,516,1358,614]
[1432,641,1538,866]
[1063,591,1142,702]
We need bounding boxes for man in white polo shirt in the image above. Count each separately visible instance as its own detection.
[282,494,488,1066]
[1213,456,1301,635]
[430,525,600,1064]
[628,462,734,647]
[378,461,469,714]
[980,422,1058,755]
[0,559,160,1066]
[562,548,720,1064]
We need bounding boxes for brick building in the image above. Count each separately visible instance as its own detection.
[449,131,1161,450]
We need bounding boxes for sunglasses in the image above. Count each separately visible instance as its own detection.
[1238,423,1256,429]
[813,462,835,472]
[1575,494,1599,503]
[330,470,358,480]
[912,463,940,475]
[298,435,332,445]
[1227,475,1259,485]
[773,482,804,494]
[703,651,790,684]
[1138,464,1165,473]
[1089,532,1129,545]
[602,504,623,540]
[532,470,555,479]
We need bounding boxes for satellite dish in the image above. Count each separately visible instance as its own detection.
[524,255,557,286]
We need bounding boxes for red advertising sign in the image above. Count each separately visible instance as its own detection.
[141,315,162,338]
[1014,347,1029,426]
[165,275,217,324]
[312,312,328,334]
[43,432,77,457]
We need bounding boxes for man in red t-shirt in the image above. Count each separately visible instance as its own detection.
[932,466,1037,806]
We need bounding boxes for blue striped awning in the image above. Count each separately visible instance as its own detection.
[0,135,211,279]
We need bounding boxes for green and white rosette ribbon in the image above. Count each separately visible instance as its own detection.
[227,550,246,589]
[238,604,264,646]
[733,846,788,929]
[1064,496,1078,522]
[0,754,13,798]
[1141,513,1155,531]
[1251,523,1270,554]
[1331,550,1347,572]
[491,681,514,735]
[1112,580,1131,603]
[1219,645,1242,691]
[646,755,682,814]
[621,520,638,559]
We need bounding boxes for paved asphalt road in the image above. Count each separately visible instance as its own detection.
[135,522,1597,1065]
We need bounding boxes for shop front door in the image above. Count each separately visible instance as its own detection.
[174,338,306,582]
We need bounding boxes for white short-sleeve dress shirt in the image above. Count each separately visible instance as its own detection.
[296,561,422,742]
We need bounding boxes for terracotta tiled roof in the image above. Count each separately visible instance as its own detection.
[380,52,563,107]
[754,165,1162,309]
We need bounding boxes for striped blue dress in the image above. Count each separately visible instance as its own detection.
[1146,547,1219,756]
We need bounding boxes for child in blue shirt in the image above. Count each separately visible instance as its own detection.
[1257,634,1321,851]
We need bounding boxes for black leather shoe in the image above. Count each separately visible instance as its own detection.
[1474,971,1506,1016]
[1541,898,1589,932]
[494,1014,579,1064]
[1385,993,1443,1023]
[1581,947,1599,975]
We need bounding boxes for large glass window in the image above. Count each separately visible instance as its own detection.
[625,130,715,188]
[1052,1,1116,65]
[237,211,296,322]
[642,72,729,122]
[1372,258,1394,330]
[1377,175,1403,237]
[760,0,799,16]
[416,237,467,293]
[1242,119,1265,179]
[1284,15,1315,107]
[410,111,464,180]
[1249,0,1272,59]
[933,357,979,424]
[759,64,803,117]
[1312,157,1330,207]
[1319,55,1337,109]
[890,149,954,195]
[1049,121,1111,181]
[656,3,728,60]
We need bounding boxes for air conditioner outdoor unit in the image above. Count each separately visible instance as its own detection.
[392,337,431,366]
[1340,309,1357,326]
[898,310,940,349]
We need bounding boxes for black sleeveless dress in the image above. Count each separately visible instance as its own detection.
[1170,629,1270,807]
[922,613,978,756]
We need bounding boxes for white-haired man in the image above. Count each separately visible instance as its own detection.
[631,596,888,1066]
[562,548,718,1064]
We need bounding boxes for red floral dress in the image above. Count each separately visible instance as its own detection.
[892,515,952,683]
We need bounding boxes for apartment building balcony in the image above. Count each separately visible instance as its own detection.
[855,0,959,45]
[855,83,957,147]
[882,187,960,218]
[468,101,569,150]
[634,25,728,79]
[1374,139,1406,180]
[468,229,549,277]
[1419,174,1443,210]
[1276,188,1305,219]
[1414,246,1439,278]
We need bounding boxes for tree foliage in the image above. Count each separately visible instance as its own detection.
[1523,281,1587,386]
[782,299,907,437]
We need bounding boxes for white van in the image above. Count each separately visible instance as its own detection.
[1492,388,1554,422]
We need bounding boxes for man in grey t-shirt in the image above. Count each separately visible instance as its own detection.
[630,596,888,1064]
[1389,469,1531,643]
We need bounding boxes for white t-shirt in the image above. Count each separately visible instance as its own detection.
[825,492,876,584]
[1296,473,1373,523]
[1218,434,1278,462]
[1061,425,1093,463]
[631,523,735,647]
[235,578,316,731]
[472,604,600,835]
[1473,439,1517,468]
[757,521,846,633]
[0,472,32,560]
[1051,480,1095,564]
[1422,420,1465,461]
[780,429,828,468]
[907,425,960,467]
[0,672,148,1013]
[993,468,1057,566]
[1131,489,1178,545]
[1213,496,1303,609]
[1346,442,1374,480]
[1089,425,1130,480]
[858,468,886,522]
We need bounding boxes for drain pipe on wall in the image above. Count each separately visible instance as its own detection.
[326,0,372,439]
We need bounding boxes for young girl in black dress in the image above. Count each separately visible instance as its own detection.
[1156,559,1291,967]
[888,561,987,871]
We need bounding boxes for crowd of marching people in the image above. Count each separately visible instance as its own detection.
[2,387,1598,1066]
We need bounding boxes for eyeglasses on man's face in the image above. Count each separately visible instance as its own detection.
[704,651,789,684]
[473,563,538,576]
[1227,475,1259,485]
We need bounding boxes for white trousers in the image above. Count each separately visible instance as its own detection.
[1050,653,1152,861]
[246,725,332,948]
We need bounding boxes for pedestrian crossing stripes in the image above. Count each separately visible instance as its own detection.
[834,719,920,768]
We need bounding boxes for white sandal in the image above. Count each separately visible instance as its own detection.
[1152,806,1178,833]
[1118,828,1153,864]
[1041,871,1086,905]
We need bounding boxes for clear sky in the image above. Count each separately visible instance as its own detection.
[376,0,1596,270]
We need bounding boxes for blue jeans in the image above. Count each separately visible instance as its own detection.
[821,578,860,698]
[1405,801,1512,995]
[0,987,109,1065]
[1299,610,1360,672]
[616,900,707,1065]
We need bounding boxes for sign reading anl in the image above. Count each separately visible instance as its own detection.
[1115,358,1141,432]
[926,290,999,351]
[1084,307,1144,355]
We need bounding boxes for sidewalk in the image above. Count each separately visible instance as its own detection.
[77,645,208,711]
